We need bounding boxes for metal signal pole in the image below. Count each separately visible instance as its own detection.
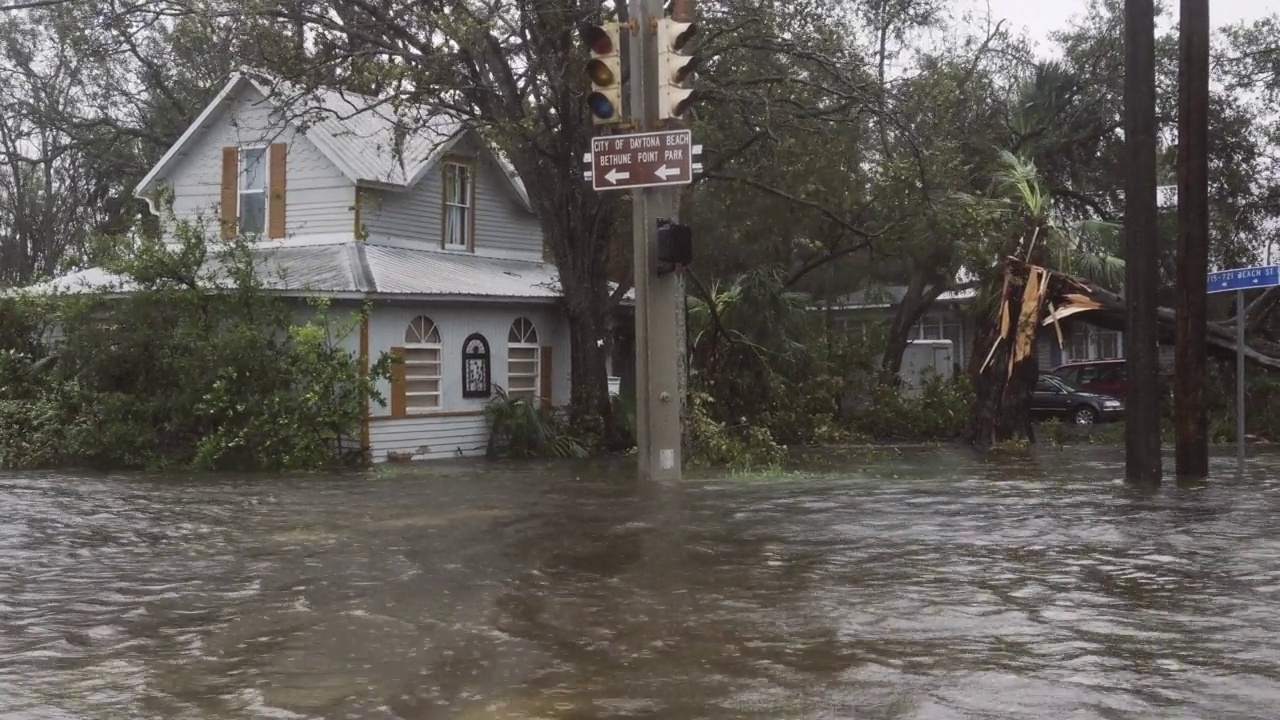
[629,0,687,481]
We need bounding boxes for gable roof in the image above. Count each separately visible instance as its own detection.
[134,68,531,211]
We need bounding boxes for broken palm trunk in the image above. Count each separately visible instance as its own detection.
[966,256,1280,448]
[966,260,1051,447]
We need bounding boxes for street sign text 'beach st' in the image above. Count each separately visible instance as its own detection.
[588,129,694,192]
[1207,265,1280,294]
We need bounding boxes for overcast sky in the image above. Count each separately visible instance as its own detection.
[970,0,1274,55]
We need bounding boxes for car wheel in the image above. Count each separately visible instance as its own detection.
[1073,406,1097,425]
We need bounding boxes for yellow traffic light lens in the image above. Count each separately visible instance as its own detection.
[587,91,616,119]
[580,26,614,55]
[587,59,615,86]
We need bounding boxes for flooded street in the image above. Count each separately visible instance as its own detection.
[3,447,1280,718]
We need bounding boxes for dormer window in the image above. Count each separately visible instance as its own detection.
[219,143,285,240]
[442,160,474,250]
[239,147,267,235]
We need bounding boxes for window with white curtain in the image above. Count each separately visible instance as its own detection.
[239,146,267,235]
[443,162,473,250]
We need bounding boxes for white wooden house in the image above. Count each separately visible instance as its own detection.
[37,69,580,462]
[826,285,1126,373]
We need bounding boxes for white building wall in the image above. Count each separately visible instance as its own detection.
[359,133,543,259]
[364,300,571,462]
[156,85,355,241]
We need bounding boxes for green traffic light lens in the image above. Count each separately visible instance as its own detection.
[587,92,616,119]
[587,59,615,86]
[580,26,614,55]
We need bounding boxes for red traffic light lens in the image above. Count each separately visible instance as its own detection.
[580,26,614,55]
[587,91,616,119]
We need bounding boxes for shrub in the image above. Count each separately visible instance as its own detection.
[484,385,589,459]
[0,219,390,471]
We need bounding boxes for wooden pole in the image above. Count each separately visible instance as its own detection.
[1124,0,1162,485]
[1175,0,1211,478]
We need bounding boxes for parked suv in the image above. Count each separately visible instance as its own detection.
[1032,373,1125,425]
[1053,359,1126,399]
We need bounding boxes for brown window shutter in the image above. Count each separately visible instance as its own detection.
[539,345,553,408]
[390,347,407,418]
[268,143,287,238]
[220,146,238,239]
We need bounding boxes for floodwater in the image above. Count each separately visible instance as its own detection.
[3,447,1280,719]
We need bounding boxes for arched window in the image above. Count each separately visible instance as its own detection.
[403,316,442,410]
[507,317,539,400]
[462,333,491,398]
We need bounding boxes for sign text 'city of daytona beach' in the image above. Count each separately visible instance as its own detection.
[589,129,694,192]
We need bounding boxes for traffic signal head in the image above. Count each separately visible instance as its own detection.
[580,22,623,125]
[656,18,698,120]
[657,219,693,266]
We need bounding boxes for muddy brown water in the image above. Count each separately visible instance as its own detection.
[3,447,1280,718]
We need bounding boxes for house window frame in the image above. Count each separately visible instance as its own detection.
[507,317,539,401]
[911,312,961,347]
[462,332,491,399]
[404,316,443,412]
[238,145,269,235]
[441,157,476,251]
[1065,324,1124,362]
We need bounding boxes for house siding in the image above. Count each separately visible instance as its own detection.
[367,301,570,417]
[368,414,490,460]
[359,133,542,258]
[159,86,354,240]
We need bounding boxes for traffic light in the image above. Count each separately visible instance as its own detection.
[581,22,623,125]
[656,17,698,120]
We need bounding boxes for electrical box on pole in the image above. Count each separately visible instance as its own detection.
[581,22,624,125]
[656,17,697,120]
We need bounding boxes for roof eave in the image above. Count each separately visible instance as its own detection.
[133,72,249,201]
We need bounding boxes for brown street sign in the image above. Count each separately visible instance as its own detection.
[587,129,697,192]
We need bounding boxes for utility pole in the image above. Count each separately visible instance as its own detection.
[629,0,691,481]
[581,0,698,482]
[1175,0,1210,479]
[1124,0,1163,485]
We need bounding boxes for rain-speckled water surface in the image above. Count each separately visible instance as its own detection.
[3,446,1280,719]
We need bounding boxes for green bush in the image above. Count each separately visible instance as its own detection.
[484,385,589,459]
[845,372,974,441]
[0,218,390,471]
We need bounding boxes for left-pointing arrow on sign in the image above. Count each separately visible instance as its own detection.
[605,167,630,184]
[654,165,681,180]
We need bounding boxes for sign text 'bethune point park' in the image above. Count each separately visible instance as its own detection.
[588,129,695,191]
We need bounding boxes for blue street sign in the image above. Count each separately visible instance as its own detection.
[1207,265,1280,294]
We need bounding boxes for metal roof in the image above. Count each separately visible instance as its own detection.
[134,69,532,211]
[363,245,561,298]
[17,243,565,302]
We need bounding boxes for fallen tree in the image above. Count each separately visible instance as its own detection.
[966,256,1280,447]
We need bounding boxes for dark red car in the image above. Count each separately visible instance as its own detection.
[1052,359,1127,399]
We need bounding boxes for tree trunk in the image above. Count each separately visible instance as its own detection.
[565,293,614,441]
[1123,0,1162,484]
[965,268,1044,447]
[880,275,948,383]
[1175,0,1211,478]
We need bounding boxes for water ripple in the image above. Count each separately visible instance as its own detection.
[2,450,1280,718]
